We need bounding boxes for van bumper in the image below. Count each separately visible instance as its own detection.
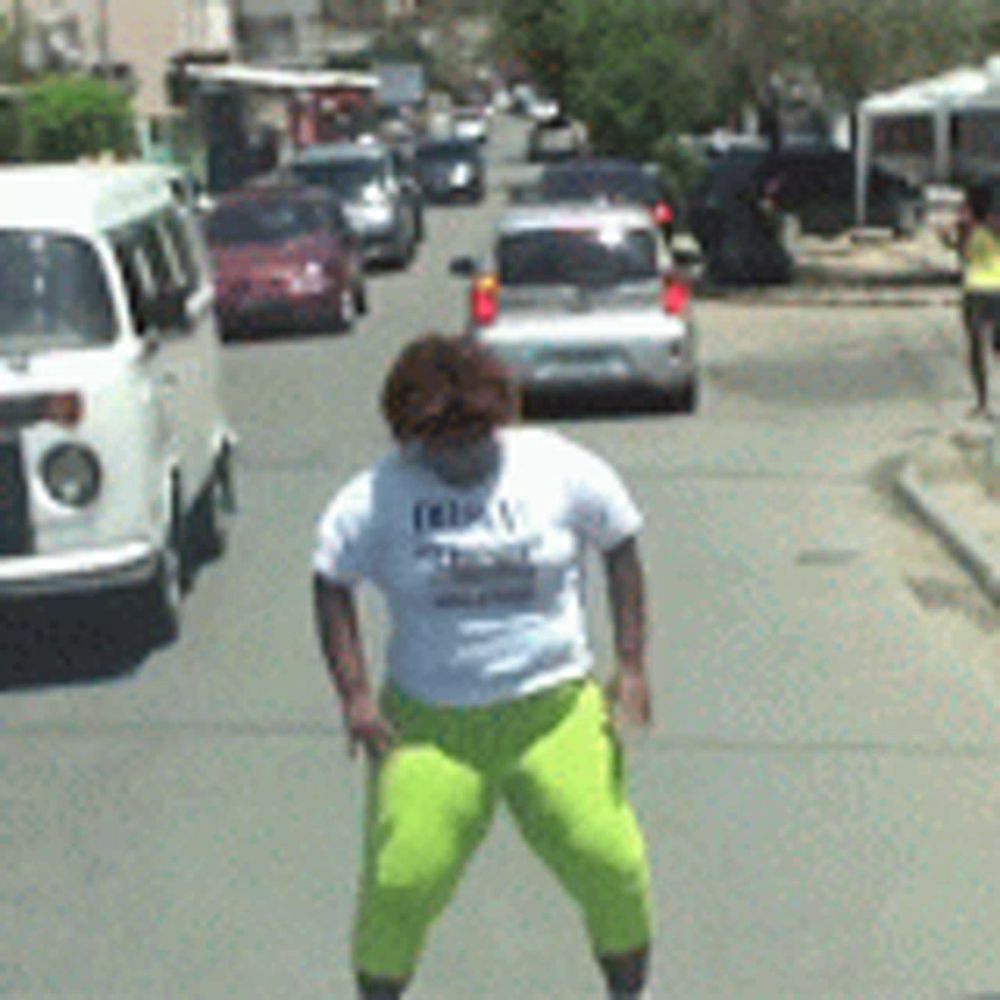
[0,542,159,598]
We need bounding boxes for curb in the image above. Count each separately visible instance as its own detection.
[895,459,1000,605]
[699,288,958,308]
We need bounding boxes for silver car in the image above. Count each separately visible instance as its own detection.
[288,141,420,268]
[450,204,698,410]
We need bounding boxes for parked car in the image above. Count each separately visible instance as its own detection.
[761,147,924,236]
[449,203,697,410]
[452,106,490,144]
[685,149,794,285]
[414,138,486,203]
[0,164,236,642]
[527,115,588,163]
[539,158,677,240]
[287,141,421,267]
[206,186,367,338]
[688,145,924,243]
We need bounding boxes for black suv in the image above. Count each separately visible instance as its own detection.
[689,145,923,243]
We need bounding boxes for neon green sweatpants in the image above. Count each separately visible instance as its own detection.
[353,678,652,980]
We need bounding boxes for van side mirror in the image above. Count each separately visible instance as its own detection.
[146,288,190,331]
[449,256,477,277]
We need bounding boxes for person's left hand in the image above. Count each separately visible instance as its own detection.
[606,670,652,733]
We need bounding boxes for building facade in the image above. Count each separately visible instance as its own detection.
[3,0,233,117]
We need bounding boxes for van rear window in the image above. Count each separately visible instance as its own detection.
[0,231,116,349]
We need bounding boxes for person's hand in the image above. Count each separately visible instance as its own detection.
[606,670,652,734]
[342,690,398,761]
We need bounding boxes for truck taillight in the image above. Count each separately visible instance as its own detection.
[471,274,500,325]
[662,279,691,316]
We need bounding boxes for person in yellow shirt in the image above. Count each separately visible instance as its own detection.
[950,178,1000,418]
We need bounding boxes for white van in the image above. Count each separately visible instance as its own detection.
[0,164,236,641]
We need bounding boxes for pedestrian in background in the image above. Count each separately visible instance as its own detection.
[939,177,1000,418]
[313,334,654,1000]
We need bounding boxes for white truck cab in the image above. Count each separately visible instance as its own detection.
[0,164,236,642]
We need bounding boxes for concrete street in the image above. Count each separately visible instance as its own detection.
[2,116,998,999]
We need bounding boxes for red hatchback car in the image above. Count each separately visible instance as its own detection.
[206,186,367,338]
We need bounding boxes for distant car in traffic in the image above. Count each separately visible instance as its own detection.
[414,138,486,203]
[206,186,367,338]
[452,106,490,144]
[687,145,924,243]
[450,203,698,410]
[287,141,421,267]
[539,158,677,241]
[527,115,588,163]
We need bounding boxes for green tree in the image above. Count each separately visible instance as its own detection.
[788,0,993,103]
[564,1,714,156]
[22,76,135,161]
[0,15,20,83]
[500,0,717,150]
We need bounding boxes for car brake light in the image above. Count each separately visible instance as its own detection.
[652,201,674,226]
[662,279,691,316]
[471,274,500,325]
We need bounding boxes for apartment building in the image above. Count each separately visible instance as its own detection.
[3,0,233,117]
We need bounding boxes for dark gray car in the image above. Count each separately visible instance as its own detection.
[288,141,421,268]
[414,138,486,203]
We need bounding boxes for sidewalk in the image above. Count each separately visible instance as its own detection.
[797,227,1000,605]
[895,422,1000,605]
[689,222,1000,605]
[687,224,962,307]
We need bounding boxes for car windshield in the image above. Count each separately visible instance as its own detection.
[0,230,116,351]
[291,158,388,200]
[498,227,658,286]
[417,142,478,165]
[207,200,321,246]
[542,168,658,203]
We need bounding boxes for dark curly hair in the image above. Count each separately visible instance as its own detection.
[380,334,519,443]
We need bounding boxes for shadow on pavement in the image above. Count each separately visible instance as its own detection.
[521,388,683,422]
[0,595,155,693]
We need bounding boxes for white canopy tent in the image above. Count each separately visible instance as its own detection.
[855,56,1000,224]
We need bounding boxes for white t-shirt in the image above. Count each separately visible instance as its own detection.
[313,427,642,707]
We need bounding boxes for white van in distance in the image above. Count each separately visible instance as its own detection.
[0,164,236,642]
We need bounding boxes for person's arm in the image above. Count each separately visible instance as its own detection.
[313,573,396,759]
[603,535,652,729]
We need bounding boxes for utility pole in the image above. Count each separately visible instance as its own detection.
[96,0,110,77]
[12,0,25,78]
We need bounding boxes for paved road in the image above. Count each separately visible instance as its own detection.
[3,117,998,999]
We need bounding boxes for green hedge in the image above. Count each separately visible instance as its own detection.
[22,76,135,161]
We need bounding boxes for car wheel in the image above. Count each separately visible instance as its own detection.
[354,279,369,315]
[190,468,229,563]
[336,286,356,332]
[672,380,699,414]
[134,503,186,646]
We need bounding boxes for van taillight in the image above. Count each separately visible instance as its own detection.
[471,274,500,325]
[44,392,85,427]
[662,279,691,316]
[652,201,674,226]
[0,391,84,429]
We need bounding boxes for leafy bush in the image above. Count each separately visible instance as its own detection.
[23,76,135,161]
[654,135,708,205]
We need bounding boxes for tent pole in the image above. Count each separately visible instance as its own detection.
[855,107,870,227]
